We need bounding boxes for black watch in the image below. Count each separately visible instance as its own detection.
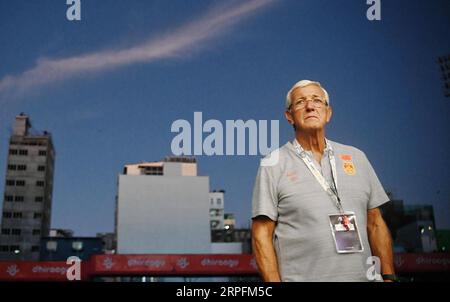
[382,274,399,282]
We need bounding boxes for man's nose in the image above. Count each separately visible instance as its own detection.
[304,100,316,111]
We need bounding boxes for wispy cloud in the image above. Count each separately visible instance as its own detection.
[0,0,273,97]
[68,110,103,123]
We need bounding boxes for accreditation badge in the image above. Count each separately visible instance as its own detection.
[328,212,364,253]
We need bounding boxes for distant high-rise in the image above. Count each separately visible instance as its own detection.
[0,114,55,260]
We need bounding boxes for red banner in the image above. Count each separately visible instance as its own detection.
[0,261,86,281]
[394,253,450,273]
[0,253,449,281]
[91,254,257,276]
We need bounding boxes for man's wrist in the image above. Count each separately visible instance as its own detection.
[382,273,399,282]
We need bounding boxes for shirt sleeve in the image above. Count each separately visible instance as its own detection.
[251,164,279,221]
[362,152,390,209]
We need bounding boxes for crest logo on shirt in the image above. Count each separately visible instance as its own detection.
[340,154,352,161]
[343,161,356,175]
[286,171,299,182]
[340,154,356,175]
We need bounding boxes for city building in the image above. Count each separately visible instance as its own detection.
[40,236,103,261]
[211,228,252,254]
[49,228,74,238]
[396,221,438,253]
[96,232,116,254]
[381,201,438,252]
[116,156,211,254]
[209,190,225,230]
[224,213,236,230]
[0,114,55,260]
[436,229,450,252]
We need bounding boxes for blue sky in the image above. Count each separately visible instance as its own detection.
[0,0,449,235]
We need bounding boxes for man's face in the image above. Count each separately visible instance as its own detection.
[284,84,332,133]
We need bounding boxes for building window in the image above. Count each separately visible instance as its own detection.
[13,212,22,219]
[38,150,47,156]
[211,221,219,229]
[17,165,27,171]
[210,198,214,205]
[11,229,21,235]
[3,212,12,219]
[36,180,45,187]
[143,166,163,175]
[34,213,42,219]
[16,180,26,186]
[37,166,46,172]
[9,149,18,155]
[217,198,222,205]
[15,196,24,202]
[46,241,57,252]
[7,164,16,170]
[9,246,20,253]
[4,195,13,202]
[31,246,40,252]
[35,196,44,203]
[210,209,220,217]
[72,241,84,252]
[32,229,41,236]
[6,180,15,186]
[18,149,28,156]
[1,229,11,235]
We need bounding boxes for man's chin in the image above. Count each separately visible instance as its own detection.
[300,123,322,130]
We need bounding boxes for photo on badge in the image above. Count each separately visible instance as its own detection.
[328,213,364,254]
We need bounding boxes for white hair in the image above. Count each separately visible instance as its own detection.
[285,80,330,109]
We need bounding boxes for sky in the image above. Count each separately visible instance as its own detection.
[0,0,449,236]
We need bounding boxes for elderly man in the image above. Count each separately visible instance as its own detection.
[251,80,396,282]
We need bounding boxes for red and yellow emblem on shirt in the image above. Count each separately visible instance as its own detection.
[340,154,356,175]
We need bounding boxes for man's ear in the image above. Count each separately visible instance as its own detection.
[284,110,294,124]
[326,106,332,123]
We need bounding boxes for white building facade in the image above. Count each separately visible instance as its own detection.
[116,157,211,254]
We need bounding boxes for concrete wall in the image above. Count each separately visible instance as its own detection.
[211,242,242,254]
[117,175,211,254]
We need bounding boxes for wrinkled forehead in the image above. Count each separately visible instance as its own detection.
[290,84,326,100]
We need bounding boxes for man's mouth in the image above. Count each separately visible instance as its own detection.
[305,116,318,120]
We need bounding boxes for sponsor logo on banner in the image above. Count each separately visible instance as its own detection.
[200,258,239,268]
[177,257,190,269]
[127,258,166,268]
[6,265,19,277]
[394,254,405,268]
[103,257,115,270]
[32,265,67,275]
